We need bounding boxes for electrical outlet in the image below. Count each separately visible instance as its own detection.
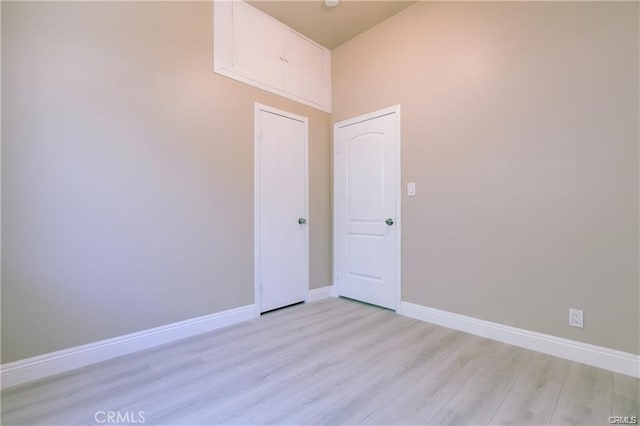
[569,308,583,328]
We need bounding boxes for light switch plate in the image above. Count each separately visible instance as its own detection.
[408,182,416,196]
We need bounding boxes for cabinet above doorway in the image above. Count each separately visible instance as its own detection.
[214,0,332,113]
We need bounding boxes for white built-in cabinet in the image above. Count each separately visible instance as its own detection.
[214,0,332,112]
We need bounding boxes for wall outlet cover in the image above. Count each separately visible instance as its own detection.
[569,308,583,328]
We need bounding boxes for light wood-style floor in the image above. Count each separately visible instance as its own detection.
[2,298,639,425]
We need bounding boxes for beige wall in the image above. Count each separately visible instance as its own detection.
[333,2,639,354]
[1,1,332,363]
[3,0,638,364]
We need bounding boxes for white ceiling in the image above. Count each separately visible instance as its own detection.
[247,1,416,49]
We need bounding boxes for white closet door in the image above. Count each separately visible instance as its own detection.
[256,104,309,313]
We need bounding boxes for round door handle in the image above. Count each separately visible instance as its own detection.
[385,218,394,226]
[298,218,307,225]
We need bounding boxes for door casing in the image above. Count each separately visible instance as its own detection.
[333,105,402,310]
[254,103,309,316]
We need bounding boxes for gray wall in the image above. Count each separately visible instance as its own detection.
[1,1,332,363]
[333,1,639,354]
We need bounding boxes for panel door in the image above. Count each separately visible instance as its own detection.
[334,112,398,309]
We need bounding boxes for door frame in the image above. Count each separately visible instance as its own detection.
[332,105,402,310]
[254,103,310,316]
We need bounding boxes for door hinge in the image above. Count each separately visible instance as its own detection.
[259,284,263,294]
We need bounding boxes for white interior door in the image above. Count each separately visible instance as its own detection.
[255,104,309,313]
[334,107,400,310]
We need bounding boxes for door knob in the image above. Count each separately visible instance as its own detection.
[385,218,394,226]
[298,218,307,225]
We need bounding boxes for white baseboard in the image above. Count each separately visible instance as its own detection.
[398,301,640,378]
[307,285,334,302]
[1,304,257,389]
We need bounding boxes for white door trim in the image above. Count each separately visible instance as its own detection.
[333,105,402,310]
[254,103,309,316]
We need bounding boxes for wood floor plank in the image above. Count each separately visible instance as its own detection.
[0,367,95,419]
[165,310,425,424]
[248,324,456,425]
[550,362,614,425]
[143,298,350,373]
[2,298,637,426]
[612,372,640,419]
[121,302,395,424]
[300,328,473,425]
[490,352,570,425]
[210,321,428,425]
[427,343,533,425]
[364,335,501,425]
[150,298,371,374]
[3,363,165,425]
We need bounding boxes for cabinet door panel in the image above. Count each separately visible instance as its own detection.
[232,1,284,90]
[284,31,327,106]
